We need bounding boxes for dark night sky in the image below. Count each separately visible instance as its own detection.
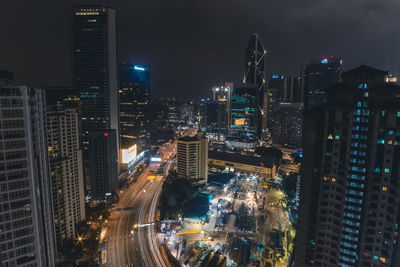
[1,0,399,98]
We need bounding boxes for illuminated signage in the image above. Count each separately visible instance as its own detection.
[151,157,162,162]
[134,66,146,71]
[234,118,245,126]
[122,144,137,164]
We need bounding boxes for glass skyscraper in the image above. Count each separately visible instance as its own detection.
[243,33,267,140]
[304,56,343,110]
[119,62,150,156]
[72,6,119,199]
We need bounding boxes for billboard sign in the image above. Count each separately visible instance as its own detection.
[122,144,137,164]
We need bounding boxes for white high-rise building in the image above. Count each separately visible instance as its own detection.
[0,83,56,266]
[47,105,85,247]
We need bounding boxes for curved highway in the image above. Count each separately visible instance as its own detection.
[101,155,174,267]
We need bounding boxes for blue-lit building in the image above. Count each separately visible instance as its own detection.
[183,193,213,223]
[119,62,151,159]
[229,86,258,148]
[304,56,343,110]
[199,99,228,141]
[295,65,400,266]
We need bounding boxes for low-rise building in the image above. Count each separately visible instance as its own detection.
[208,151,278,178]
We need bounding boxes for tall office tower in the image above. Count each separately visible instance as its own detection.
[47,102,85,248]
[0,82,56,266]
[304,56,343,110]
[212,82,233,131]
[295,65,400,266]
[266,75,303,130]
[177,135,208,181]
[243,33,267,140]
[73,6,119,199]
[226,86,258,150]
[231,86,258,134]
[199,99,228,141]
[180,101,195,125]
[271,102,303,148]
[119,63,150,168]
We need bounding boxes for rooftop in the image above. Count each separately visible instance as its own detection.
[208,172,236,185]
[183,193,212,220]
[178,136,200,142]
[208,151,277,168]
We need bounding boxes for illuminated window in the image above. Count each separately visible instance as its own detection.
[382,186,388,191]
[384,168,390,173]
[377,139,385,144]
[397,111,400,117]
[335,135,340,140]
[382,110,386,117]
[331,178,336,182]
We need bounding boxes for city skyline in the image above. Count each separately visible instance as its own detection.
[0,0,399,97]
[2,1,400,266]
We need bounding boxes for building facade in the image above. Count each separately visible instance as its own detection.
[271,102,303,148]
[72,6,119,199]
[0,85,56,266]
[208,151,277,178]
[47,105,85,247]
[177,136,208,181]
[243,33,267,140]
[199,99,228,141]
[295,65,400,266]
[303,56,343,111]
[266,75,303,131]
[229,86,258,149]
[119,62,150,160]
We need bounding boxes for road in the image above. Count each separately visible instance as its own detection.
[100,129,194,267]
[100,127,197,266]
[100,163,166,267]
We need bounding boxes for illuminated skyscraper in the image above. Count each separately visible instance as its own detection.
[304,56,343,110]
[295,65,400,266]
[199,83,232,142]
[266,75,303,130]
[227,86,258,150]
[119,62,150,167]
[72,6,119,199]
[0,82,56,266]
[243,33,267,140]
